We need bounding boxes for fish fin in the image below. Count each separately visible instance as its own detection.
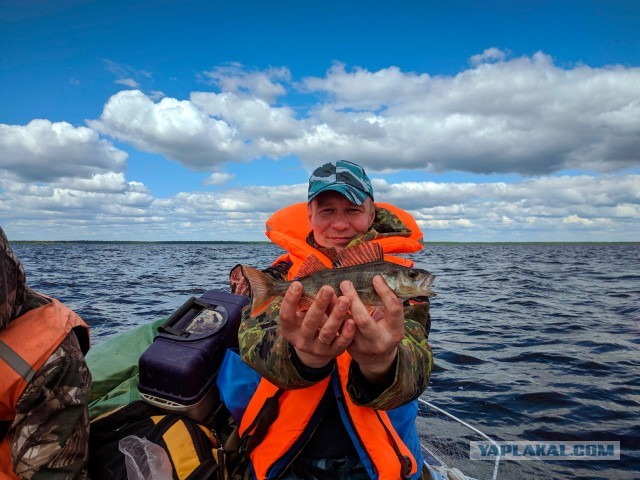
[333,242,384,268]
[298,296,314,312]
[297,254,329,278]
[242,265,276,318]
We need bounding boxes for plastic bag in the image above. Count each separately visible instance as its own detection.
[118,435,173,480]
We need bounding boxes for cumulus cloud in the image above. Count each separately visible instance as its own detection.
[294,52,640,175]
[2,169,637,241]
[0,119,127,182]
[190,91,301,143]
[86,53,640,177]
[381,174,640,241]
[89,89,247,169]
[3,52,639,241]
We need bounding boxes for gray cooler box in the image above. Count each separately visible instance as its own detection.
[138,290,250,421]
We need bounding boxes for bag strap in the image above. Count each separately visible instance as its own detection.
[229,388,284,479]
[149,414,223,480]
[185,459,219,480]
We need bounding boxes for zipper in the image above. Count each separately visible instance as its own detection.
[184,420,215,461]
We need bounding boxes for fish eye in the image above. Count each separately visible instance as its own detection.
[408,270,419,279]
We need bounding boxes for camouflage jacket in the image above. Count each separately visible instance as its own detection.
[1,227,91,480]
[234,206,433,411]
[7,330,91,480]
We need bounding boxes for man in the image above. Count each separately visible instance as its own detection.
[0,227,91,480]
[222,160,432,479]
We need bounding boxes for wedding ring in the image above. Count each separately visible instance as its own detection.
[317,335,331,345]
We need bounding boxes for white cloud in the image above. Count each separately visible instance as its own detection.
[204,172,234,186]
[103,59,152,88]
[116,78,140,88]
[2,53,639,241]
[86,53,640,178]
[295,53,640,174]
[2,172,638,241]
[190,91,300,143]
[202,63,290,103]
[469,47,507,66]
[0,119,127,182]
[89,89,246,169]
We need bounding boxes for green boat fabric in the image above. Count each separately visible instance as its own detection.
[86,318,164,420]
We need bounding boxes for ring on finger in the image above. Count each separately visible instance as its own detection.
[317,335,331,345]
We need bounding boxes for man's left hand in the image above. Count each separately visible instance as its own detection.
[340,275,404,384]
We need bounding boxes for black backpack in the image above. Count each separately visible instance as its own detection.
[89,290,252,480]
[89,400,223,480]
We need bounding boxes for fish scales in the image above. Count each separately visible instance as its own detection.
[241,242,436,318]
[274,261,394,305]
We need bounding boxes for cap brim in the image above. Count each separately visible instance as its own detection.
[308,184,369,205]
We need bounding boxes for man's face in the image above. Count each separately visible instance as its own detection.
[308,191,375,251]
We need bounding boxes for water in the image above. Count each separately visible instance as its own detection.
[11,242,640,479]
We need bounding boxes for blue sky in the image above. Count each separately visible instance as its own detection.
[1,0,639,241]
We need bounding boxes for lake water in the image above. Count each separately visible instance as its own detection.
[12,242,639,479]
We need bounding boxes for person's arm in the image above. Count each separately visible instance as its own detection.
[10,332,91,479]
[348,318,432,410]
[238,296,315,389]
[340,276,433,410]
[238,282,355,389]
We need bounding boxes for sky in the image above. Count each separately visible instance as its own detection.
[1,0,639,242]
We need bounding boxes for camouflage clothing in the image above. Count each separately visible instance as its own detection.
[10,332,91,480]
[235,206,433,410]
[1,227,91,480]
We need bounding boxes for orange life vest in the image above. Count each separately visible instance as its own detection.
[239,353,417,480]
[240,202,424,479]
[265,202,424,279]
[0,298,89,479]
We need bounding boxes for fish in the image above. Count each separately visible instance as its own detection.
[241,242,436,318]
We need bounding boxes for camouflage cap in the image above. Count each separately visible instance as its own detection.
[308,160,374,205]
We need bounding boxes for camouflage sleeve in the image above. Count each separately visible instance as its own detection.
[9,331,91,480]
[236,260,317,390]
[347,317,433,411]
[238,297,320,390]
[404,297,431,337]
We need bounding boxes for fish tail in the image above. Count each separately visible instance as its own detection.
[242,265,277,318]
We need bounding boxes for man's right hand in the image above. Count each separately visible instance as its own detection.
[278,281,356,368]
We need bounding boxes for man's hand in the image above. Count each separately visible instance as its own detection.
[278,281,356,368]
[340,275,404,384]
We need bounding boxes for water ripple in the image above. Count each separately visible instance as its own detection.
[12,241,640,479]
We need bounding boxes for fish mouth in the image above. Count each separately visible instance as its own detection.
[418,273,437,296]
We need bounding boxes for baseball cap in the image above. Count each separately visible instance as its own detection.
[307,160,374,205]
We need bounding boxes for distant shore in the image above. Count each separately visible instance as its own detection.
[10,240,639,245]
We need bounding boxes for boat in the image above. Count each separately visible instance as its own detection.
[86,294,501,480]
[418,398,500,480]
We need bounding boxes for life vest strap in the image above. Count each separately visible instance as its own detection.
[232,388,284,479]
[243,388,284,455]
[0,340,36,383]
[374,410,413,478]
[0,420,9,442]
